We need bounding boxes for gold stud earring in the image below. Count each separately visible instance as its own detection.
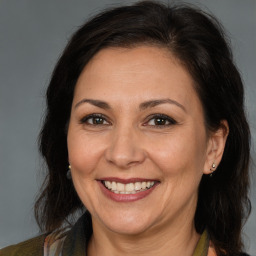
[66,165,72,180]
[210,162,216,177]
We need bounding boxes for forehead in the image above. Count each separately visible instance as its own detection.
[74,46,201,111]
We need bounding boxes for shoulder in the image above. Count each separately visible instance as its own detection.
[0,227,71,256]
[0,234,47,256]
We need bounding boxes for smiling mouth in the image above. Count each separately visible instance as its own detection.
[101,180,157,194]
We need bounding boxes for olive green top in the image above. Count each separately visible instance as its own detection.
[193,230,209,256]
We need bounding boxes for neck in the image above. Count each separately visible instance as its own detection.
[87,215,200,256]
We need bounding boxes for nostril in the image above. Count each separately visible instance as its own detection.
[105,148,146,168]
[104,130,146,168]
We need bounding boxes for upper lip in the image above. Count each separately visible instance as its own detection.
[98,177,159,184]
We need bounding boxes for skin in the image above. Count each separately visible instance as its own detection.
[67,46,228,256]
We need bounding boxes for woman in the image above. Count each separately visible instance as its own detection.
[0,1,251,255]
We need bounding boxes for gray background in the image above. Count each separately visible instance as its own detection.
[0,0,255,254]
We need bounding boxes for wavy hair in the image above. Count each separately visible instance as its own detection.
[35,1,251,255]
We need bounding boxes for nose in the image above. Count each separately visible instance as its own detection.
[105,126,146,169]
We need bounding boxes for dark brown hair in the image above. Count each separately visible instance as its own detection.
[35,1,251,255]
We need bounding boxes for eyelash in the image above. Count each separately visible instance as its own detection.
[79,113,177,128]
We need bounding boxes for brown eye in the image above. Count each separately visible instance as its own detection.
[91,117,105,125]
[146,114,177,127]
[80,114,110,125]
[154,118,168,125]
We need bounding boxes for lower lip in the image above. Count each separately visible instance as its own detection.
[98,181,158,202]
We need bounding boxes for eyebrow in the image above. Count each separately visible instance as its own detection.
[139,99,186,112]
[74,98,186,112]
[75,99,111,109]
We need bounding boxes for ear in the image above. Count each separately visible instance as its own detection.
[203,120,229,175]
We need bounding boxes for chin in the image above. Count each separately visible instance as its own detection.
[106,220,152,236]
[96,210,156,236]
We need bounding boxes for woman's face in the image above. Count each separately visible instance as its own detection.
[67,46,214,235]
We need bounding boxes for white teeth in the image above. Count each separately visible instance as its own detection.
[125,183,134,192]
[105,181,112,189]
[111,182,117,190]
[117,183,125,191]
[142,182,146,189]
[103,180,156,194]
[134,182,142,191]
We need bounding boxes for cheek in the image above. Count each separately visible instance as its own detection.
[147,128,207,177]
[67,128,106,176]
[147,130,207,212]
[67,129,105,207]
